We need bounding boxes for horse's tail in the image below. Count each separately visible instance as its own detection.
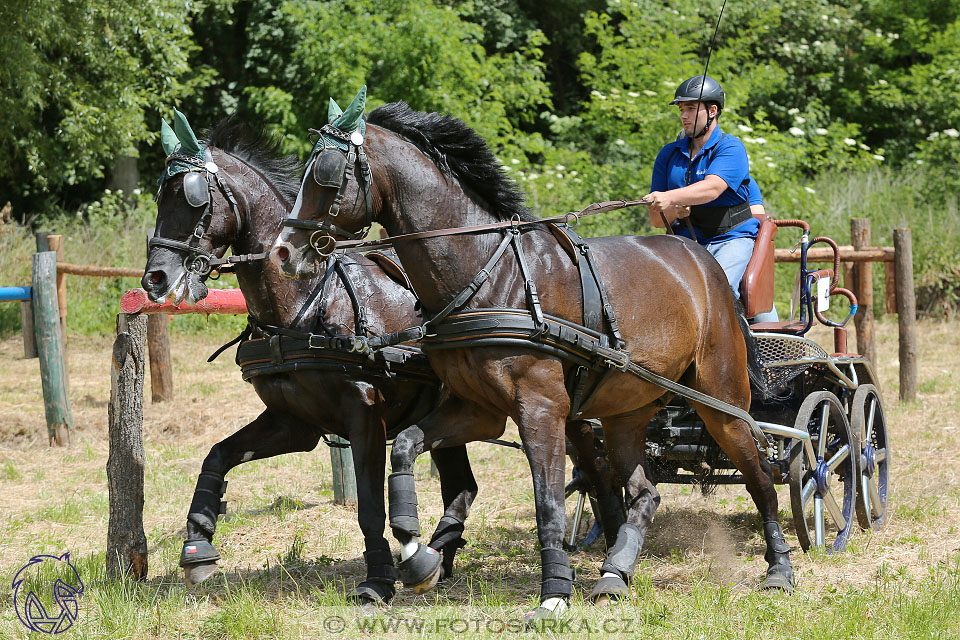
[734,299,776,402]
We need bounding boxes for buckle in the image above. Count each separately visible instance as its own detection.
[307,335,327,349]
[602,349,631,372]
[351,336,370,354]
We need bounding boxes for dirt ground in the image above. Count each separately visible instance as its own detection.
[0,317,958,613]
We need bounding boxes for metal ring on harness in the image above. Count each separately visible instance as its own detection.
[310,231,338,257]
[184,254,212,276]
[564,212,580,228]
[510,213,522,229]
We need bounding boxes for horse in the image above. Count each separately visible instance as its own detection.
[269,91,794,622]
[141,110,489,605]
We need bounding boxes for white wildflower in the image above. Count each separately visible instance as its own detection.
[627,91,640,98]
[788,107,800,115]
[643,90,657,97]
[813,40,823,47]
[527,173,539,180]
[795,116,806,124]
[133,188,142,195]
[754,137,767,144]
[738,124,753,132]
[814,128,828,135]
[859,142,870,150]
[555,165,566,171]
[789,127,805,136]
[610,88,620,93]
[821,14,829,20]
[944,128,960,138]
[767,162,777,168]
[573,178,583,183]
[915,118,922,126]
[804,186,816,194]
[878,79,888,86]
[844,138,856,146]
[546,182,555,189]
[872,154,885,161]
[511,158,520,164]
[916,160,924,165]
[615,139,625,146]
[928,131,940,140]
[569,171,578,176]
[104,189,112,195]
[591,90,606,100]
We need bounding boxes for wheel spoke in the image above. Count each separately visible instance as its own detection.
[827,444,851,472]
[814,496,825,547]
[861,475,872,518]
[869,481,884,518]
[817,402,830,458]
[801,477,816,508]
[874,447,887,463]
[823,490,847,530]
[865,396,877,441]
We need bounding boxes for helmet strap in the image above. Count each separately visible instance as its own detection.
[694,105,718,139]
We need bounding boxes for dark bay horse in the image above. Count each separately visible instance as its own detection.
[270,97,793,621]
[141,112,488,605]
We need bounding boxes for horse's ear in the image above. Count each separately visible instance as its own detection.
[160,119,179,156]
[327,98,343,124]
[172,108,202,156]
[333,85,366,132]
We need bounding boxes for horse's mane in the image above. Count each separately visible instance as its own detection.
[367,102,536,222]
[204,115,302,206]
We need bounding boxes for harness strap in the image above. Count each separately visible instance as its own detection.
[511,232,547,335]
[423,231,516,331]
[579,242,625,350]
[335,259,368,336]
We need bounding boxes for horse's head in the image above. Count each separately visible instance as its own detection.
[271,86,378,279]
[143,110,243,304]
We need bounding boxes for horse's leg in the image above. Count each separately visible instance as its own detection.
[344,402,398,607]
[511,384,576,624]
[181,409,320,586]
[388,397,505,593]
[588,409,662,604]
[693,403,794,591]
[565,419,625,548]
[426,445,477,581]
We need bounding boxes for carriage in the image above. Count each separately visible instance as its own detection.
[564,214,891,555]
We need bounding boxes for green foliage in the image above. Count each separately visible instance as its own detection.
[0,0,213,213]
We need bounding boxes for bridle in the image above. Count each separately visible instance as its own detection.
[151,148,265,277]
[281,122,375,254]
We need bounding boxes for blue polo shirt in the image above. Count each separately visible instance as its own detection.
[651,127,759,244]
[747,177,763,205]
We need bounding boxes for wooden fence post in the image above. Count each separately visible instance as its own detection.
[329,436,357,505]
[894,229,918,402]
[146,315,174,402]
[32,251,72,446]
[107,313,148,580]
[46,234,68,341]
[851,218,876,364]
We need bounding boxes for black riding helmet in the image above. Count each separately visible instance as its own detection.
[670,76,724,138]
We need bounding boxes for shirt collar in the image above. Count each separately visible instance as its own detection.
[679,125,724,158]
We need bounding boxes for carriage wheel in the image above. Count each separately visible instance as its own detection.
[851,385,890,530]
[789,391,857,552]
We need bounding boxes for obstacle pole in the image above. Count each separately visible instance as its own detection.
[32,251,72,446]
[894,229,918,402]
[107,313,149,580]
[329,435,358,505]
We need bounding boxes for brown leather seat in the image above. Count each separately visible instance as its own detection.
[739,213,777,318]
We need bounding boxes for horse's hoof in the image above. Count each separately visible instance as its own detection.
[350,580,395,610]
[397,544,442,593]
[183,561,220,587]
[590,575,629,605]
[522,600,568,629]
[761,565,795,593]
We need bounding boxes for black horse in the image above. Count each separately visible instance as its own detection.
[272,94,793,622]
[141,111,487,605]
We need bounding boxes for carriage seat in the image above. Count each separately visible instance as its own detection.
[739,213,777,319]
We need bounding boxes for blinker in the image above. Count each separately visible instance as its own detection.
[312,149,348,189]
[183,172,210,208]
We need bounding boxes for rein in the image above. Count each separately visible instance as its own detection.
[307,198,653,254]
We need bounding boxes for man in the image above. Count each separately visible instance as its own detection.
[644,75,759,306]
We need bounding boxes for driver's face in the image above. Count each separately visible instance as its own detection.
[677,101,714,136]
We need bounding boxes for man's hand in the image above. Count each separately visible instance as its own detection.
[644,192,691,228]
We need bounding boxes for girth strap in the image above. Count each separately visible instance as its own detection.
[578,241,625,350]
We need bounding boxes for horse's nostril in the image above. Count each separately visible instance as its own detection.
[149,271,163,284]
[276,246,289,262]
